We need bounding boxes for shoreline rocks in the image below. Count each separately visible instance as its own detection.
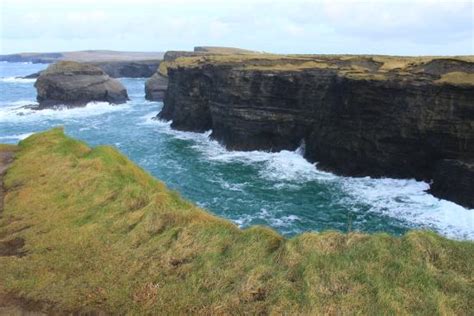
[35,61,128,108]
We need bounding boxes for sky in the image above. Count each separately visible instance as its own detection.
[0,0,473,55]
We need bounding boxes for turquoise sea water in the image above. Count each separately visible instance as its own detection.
[1,62,473,240]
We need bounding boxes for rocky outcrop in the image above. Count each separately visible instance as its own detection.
[158,55,474,208]
[145,73,168,101]
[35,61,128,108]
[430,160,474,208]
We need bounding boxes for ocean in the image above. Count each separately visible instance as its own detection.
[1,61,472,240]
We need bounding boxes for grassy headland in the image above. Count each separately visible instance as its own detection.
[0,129,473,314]
[158,53,474,86]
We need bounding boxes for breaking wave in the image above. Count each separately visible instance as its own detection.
[141,112,474,240]
[0,101,132,123]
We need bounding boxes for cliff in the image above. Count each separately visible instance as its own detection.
[35,61,129,108]
[158,54,474,208]
[0,129,472,314]
[145,46,260,101]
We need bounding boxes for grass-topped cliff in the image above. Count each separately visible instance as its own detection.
[0,129,473,314]
[158,53,474,85]
[41,60,105,75]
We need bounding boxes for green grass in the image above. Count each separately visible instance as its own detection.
[42,61,104,75]
[0,128,473,314]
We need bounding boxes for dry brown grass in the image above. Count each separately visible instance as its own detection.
[158,52,473,84]
[436,72,474,85]
[42,61,104,75]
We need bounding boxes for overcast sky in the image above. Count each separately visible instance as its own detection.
[0,0,472,55]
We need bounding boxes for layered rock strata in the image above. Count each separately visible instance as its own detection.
[35,61,128,107]
[158,55,474,207]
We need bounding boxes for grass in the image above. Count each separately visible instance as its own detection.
[0,128,473,314]
[194,46,259,54]
[158,53,474,85]
[42,61,104,75]
[435,72,474,85]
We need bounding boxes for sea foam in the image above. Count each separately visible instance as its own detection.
[143,112,474,240]
[0,77,36,84]
[0,132,34,141]
[0,101,131,123]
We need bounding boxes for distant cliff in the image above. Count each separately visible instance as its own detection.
[145,46,260,101]
[2,50,163,79]
[0,50,164,64]
[91,60,160,78]
[158,54,474,208]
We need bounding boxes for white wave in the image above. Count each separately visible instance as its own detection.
[233,208,301,230]
[341,177,474,240]
[0,101,131,123]
[211,178,247,192]
[0,132,34,141]
[144,115,474,240]
[0,77,36,83]
[143,115,335,183]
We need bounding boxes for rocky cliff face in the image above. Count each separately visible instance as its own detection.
[144,73,168,101]
[430,159,474,208]
[35,61,128,108]
[158,55,474,208]
[145,47,258,101]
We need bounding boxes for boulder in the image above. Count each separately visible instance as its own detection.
[35,61,128,108]
[145,73,168,101]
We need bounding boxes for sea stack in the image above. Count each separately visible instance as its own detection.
[35,61,128,108]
